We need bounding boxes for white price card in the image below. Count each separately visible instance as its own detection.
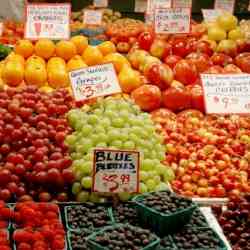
[83,10,103,25]
[202,9,223,22]
[25,3,70,40]
[92,149,140,193]
[69,63,121,102]
[0,23,3,36]
[214,0,235,13]
[147,0,172,13]
[135,0,147,13]
[173,0,192,8]
[201,74,250,114]
[155,8,191,34]
[93,0,108,8]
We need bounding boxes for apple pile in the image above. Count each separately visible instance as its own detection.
[151,108,250,198]
[65,97,175,202]
[0,86,75,202]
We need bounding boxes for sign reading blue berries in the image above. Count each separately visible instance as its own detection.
[92,149,140,193]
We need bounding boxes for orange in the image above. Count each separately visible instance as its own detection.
[14,39,34,59]
[48,68,69,88]
[26,55,46,67]
[70,35,88,55]
[67,55,87,71]
[103,53,130,73]
[55,40,77,61]
[24,63,47,87]
[82,46,103,66]
[6,53,25,65]
[2,61,24,86]
[98,41,116,56]
[47,57,66,71]
[34,39,55,59]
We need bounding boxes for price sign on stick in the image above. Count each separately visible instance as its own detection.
[25,3,70,40]
[94,0,108,8]
[83,10,103,25]
[214,0,235,13]
[155,8,191,34]
[92,149,140,193]
[201,74,250,114]
[0,23,3,36]
[69,63,121,102]
[202,9,223,22]
[173,0,192,8]
[147,0,172,13]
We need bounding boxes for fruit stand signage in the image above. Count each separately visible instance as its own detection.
[93,0,108,8]
[92,149,140,193]
[172,0,192,8]
[69,63,121,101]
[202,9,223,22]
[201,74,250,114]
[154,8,191,34]
[83,10,103,25]
[214,0,235,13]
[25,3,71,40]
[147,0,172,13]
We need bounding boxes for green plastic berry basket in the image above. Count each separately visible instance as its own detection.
[86,223,160,250]
[64,204,112,231]
[170,227,228,250]
[132,191,198,236]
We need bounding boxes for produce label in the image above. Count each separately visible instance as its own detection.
[0,23,3,36]
[93,0,108,8]
[69,63,121,101]
[214,0,235,13]
[202,9,223,22]
[25,3,70,40]
[83,10,103,25]
[172,0,192,8]
[147,0,172,13]
[92,149,140,193]
[155,8,191,34]
[201,74,250,114]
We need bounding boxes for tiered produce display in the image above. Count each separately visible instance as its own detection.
[0,4,249,249]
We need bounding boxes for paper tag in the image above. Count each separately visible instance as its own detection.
[92,149,140,193]
[0,23,3,36]
[173,0,192,8]
[202,9,223,22]
[25,3,70,40]
[83,10,103,25]
[135,0,147,12]
[155,8,191,34]
[201,74,250,114]
[214,0,235,13]
[93,0,108,8]
[69,63,121,102]
[147,0,172,13]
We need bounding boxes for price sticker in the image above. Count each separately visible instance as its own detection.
[201,74,250,114]
[147,0,172,13]
[83,10,103,25]
[172,0,192,8]
[92,149,140,193]
[25,3,71,40]
[0,23,3,37]
[155,8,191,34]
[93,0,108,8]
[214,0,235,13]
[69,63,121,102]
[202,9,223,22]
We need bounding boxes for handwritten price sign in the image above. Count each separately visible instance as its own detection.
[25,3,70,40]
[202,9,223,22]
[155,8,191,34]
[92,149,140,193]
[94,0,108,8]
[214,0,235,13]
[83,10,103,25]
[201,74,250,114]
[173,0,192,8]
[69,63,121,101]
[147,0,172,13]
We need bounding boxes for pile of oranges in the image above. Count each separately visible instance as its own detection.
[0,35,135,92]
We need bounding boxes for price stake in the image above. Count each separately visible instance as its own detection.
[202,9,223,22]
[69,63,121,102]
[172,0,192,8]
[155,8,191,34]
[147,0,172,13]
[214,0,235,13]
[0,23,3,37]
[93,0,108,8]
[83,10,103,25]
[92,149,140,193]
[201,74,250,114]
[25,3,71,40]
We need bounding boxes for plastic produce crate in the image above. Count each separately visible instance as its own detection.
[133,191,198,236]
[86,223,160,250]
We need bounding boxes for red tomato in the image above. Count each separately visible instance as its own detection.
[187,84,205,113]
[186,52,213,73]
[174,59,198,85]
[138,31,155,51]
[196,40,214,56]
[210,53,233,66]
[204,65,225,74]
[235,53,250,73]
[131,85,161,112]
[164,55,182,69]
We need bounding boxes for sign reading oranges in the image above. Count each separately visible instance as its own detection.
[69,63,121,101]
[25,3,71,40]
